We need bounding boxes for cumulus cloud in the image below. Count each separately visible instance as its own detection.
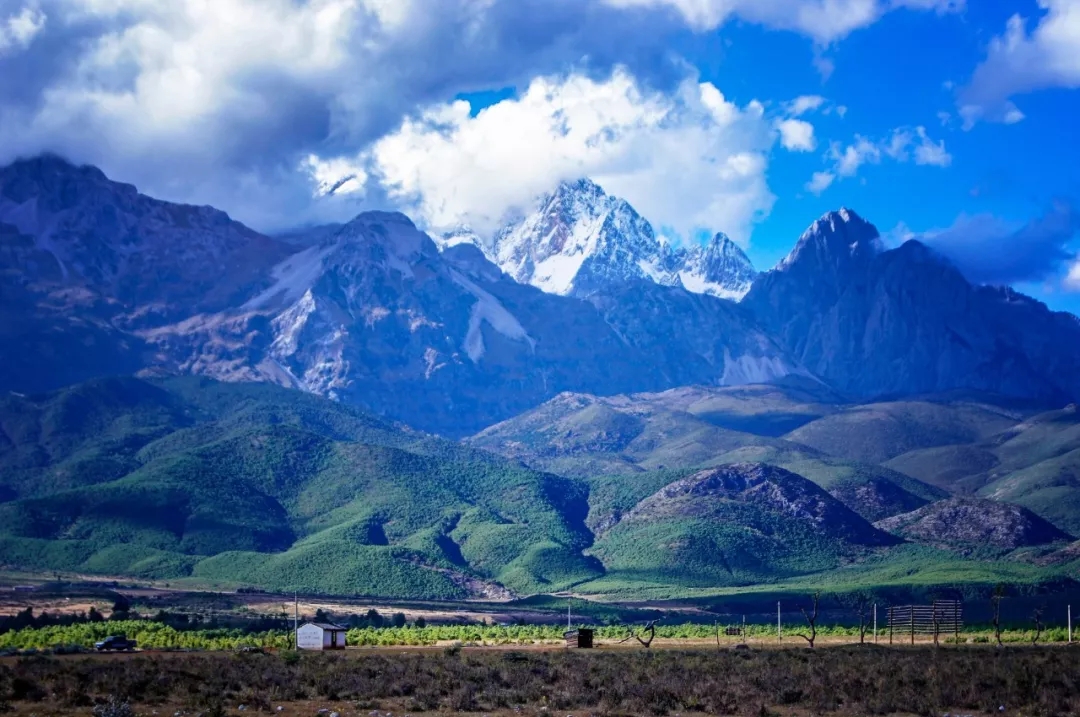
[805,171,835,194]
[335,69,778,243]
[776,118,817,151]
[602,0,963,44]
[810,125,951,191]
[919,203,1080,286]
[1067,258,1080,291]
[0,0,967,231]
[0,4,45,54]
[959,0,1080,128]
[0,0,705,229]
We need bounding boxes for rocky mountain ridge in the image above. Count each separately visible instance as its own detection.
[441,178,759,300]
[3,155,1079,437]
[743,208,1080,405]
[0,156,799,435]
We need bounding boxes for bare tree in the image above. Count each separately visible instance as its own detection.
[797,593,821,649]
[932,604,941,648]
[1032,607,1044,645]
[991,585,1006,648]
[617,620,657,649]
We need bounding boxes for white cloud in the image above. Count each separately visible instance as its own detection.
[0,4,46,54]
[831,136,882,176]
[960,0,1080,127]
[1067,258,1080,291]
[786,95,826,116]
[602,0,963,43]
[812,125,950,191]
[805,171,835,194]
[881,220,916,247]
[776,118,817,151]
[335,68,777,243]
[0,0,968,230]
[911,128,952,167]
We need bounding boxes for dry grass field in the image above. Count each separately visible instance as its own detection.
[3,643,1080,716]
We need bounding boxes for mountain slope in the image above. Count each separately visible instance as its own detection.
[875,498,1073,553]
[453,178,758,301]
[744,209,1080,404]
[0,377,601,597]
[0,157,802,436]
[467,390,784,477]
[487,178,681,297]
[470,385,949,522]
[143,212,800,436]
[784,398,1023,464]
[677,232,758,300]
[588,463,898,588]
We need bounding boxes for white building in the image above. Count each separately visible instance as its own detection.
[296,622,348,650]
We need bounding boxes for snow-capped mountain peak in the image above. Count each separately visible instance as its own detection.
[677,232,758,301]
[486,177,675,296]
[777,207,883,273]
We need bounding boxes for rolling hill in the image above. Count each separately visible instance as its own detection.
[3,376,1080,600]
[0,377,601,598]
[587,463,899,589]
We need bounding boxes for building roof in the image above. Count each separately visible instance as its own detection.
[302,622,348,631]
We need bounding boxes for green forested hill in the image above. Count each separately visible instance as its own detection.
[0,377,600,598]
[3,378,1079,601]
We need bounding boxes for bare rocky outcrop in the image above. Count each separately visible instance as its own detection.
[874,497,1072,551]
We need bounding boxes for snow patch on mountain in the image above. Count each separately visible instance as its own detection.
[720,349,798,386]
[243,243,336,310]
[677,233,758,301]
[456,178,757,301]
[486,178,678,297]
[449,269,535,362]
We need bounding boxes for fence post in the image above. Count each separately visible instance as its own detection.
[954,601,959,645]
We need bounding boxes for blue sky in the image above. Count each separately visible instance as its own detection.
[455,1,1080,313]
[2,0,1078,312]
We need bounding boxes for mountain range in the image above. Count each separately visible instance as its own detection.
[441,178,759,301]
[3,154,1080,599]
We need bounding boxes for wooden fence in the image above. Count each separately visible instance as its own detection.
[887,600,963,644]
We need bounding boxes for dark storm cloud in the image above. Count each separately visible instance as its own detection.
[922,203,1080,286]
[0,0,690,231]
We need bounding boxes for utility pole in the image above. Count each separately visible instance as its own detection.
[293,592,299,650]
[873,603,877,644]
[566,599,571,631]
[777,601,782,644]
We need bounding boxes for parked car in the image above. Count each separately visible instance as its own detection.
[94,635,137,652]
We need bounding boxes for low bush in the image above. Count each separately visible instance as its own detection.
[2,646,1079,715]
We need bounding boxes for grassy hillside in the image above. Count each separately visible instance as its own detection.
[587,464,898,589]
[0,377,600,598]
[4,377,1080,601]
[881,405,1080,534]
[466,391,786,477]
[784,399,1023,463]
[469,389,948,522]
